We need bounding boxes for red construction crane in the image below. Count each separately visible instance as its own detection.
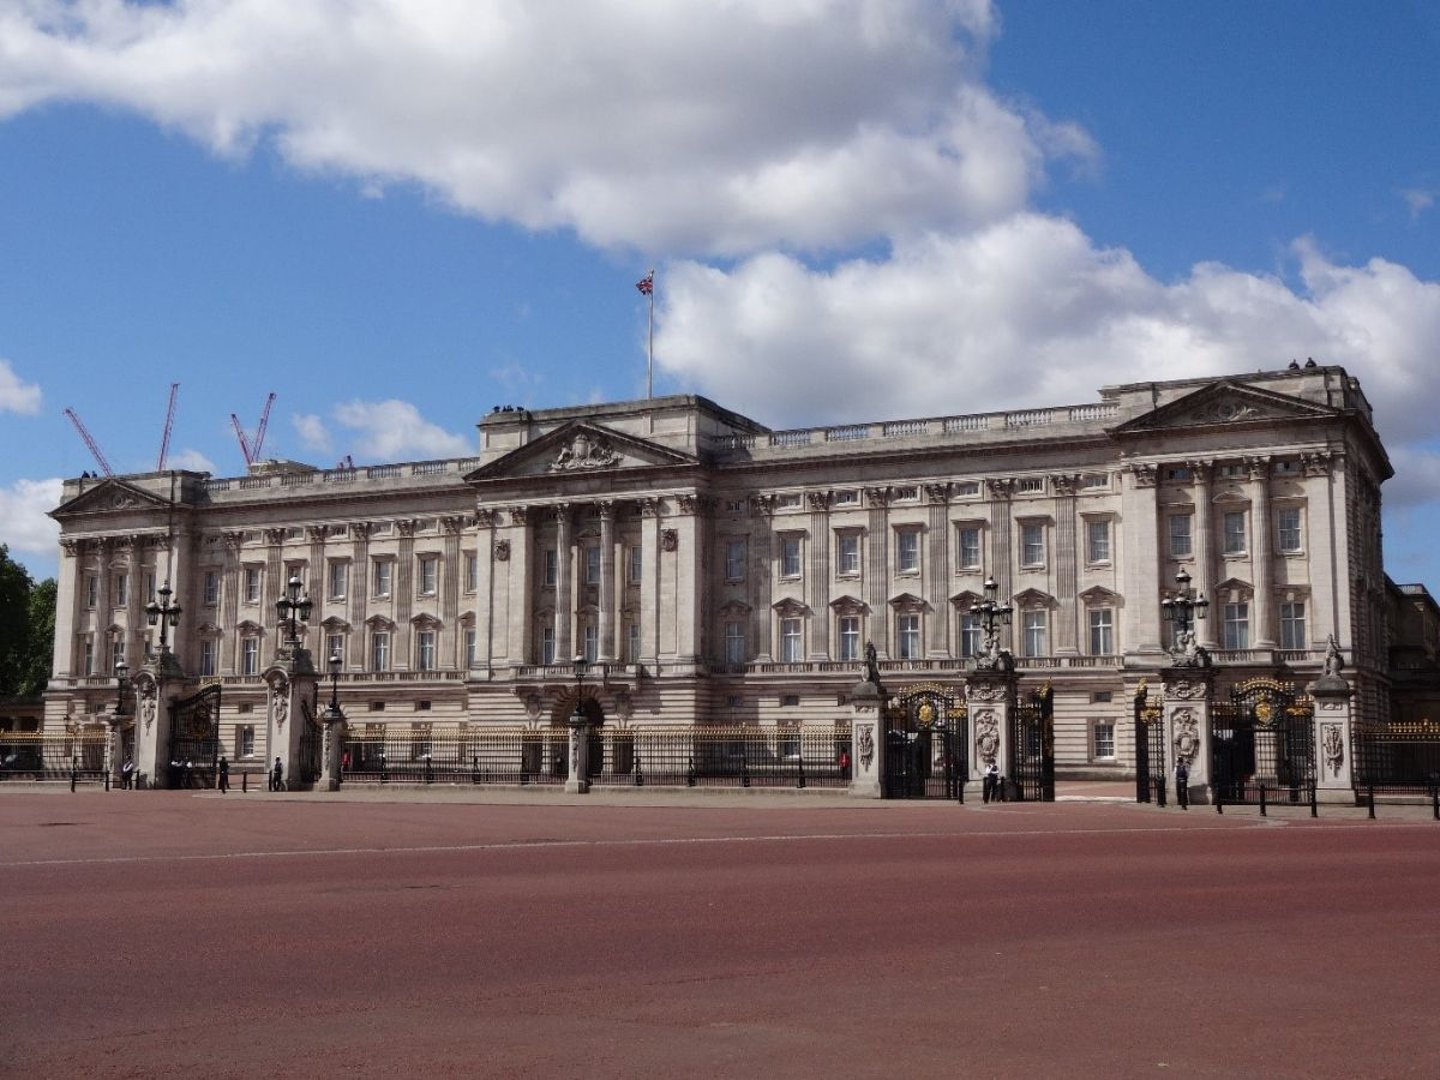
[63,407,115,477]
[231,392,277,466]
[156,382,179,471]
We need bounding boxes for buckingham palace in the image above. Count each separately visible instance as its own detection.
[43,362,1395,793]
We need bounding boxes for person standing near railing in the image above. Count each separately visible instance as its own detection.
[1175,759,1190,810]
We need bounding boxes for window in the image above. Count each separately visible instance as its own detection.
[1280,601,1307,650]
[957,526,981,570]
[85,575,98,608]
[326,633,345,663]
[1081,473,1109,490]
[582,624,599,663]
[780,617,803,662]
[1017,477,1045,494]
[724,621,746,665]
[464,628,478,668]
[1021,523,1045,567]
[893,486,919,502]
[243,566,262,604]
[1277,507,1303,553]
[955,481,980,497]
[837,533,861,576]
[1022,610,1048,657]
[1093,722,1116,760]
[627,620,641,663]
[780,535,803,578]
[1088,609,1114,655]
[203,570,220,606]
[628,545,642,584]
[418,556,438,596]
[1169,515,1193,558]
[328,561,348,601]
[1086,520,1111,564]
[241,636,260,676]
[372,560,392,598]
[834,490,859,506]
[584,545,601,585]
[1222,603,1249,650]
[897,613,921,659]
[237,725,256,759]
[540,624,556,665]
[416,630,436,671]
[959,612,982,658]
[81,636,94,675]
[778,493,802,509]
[1223,511,1247,555]
[725,539,747,582]
[199,639,217,677]
[838,615,861,661]
[371,632,391,672]
[142,572,156,605]
[543,548,558,587]
[464,553,478,593]
[896,529,920,573]
[113,573,128,607]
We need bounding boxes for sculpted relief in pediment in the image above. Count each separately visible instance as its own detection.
[549,431,619,472]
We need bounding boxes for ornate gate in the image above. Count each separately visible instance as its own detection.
[1134,680,1167,804]
[1210,679,1315,805]
[883,684,967,800]
[166,684,221,789]
[297,696,323,785]
[1009,681,1055,802]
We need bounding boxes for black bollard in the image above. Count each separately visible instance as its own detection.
[1310,782,1318,818]
[1432,785,1439,821]
[242,770,248,794]
[1368,783,1376,819]
[104,770,110,792]
[1260,783,1267,817]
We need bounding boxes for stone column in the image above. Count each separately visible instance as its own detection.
[1051,475,1079,655]
[925,484,950,658]
[674,495,705,665]
[55,539,81,677]
[440,516,464,666]
[1248,456,1276,647]
[848,677,887,798]
[1310,664,1354,803]
[638,499,661,669]
[1189,461,1217,650]
[565,713,591,794]
[1160,666,1214,804]
[222,532,245,674]
[1120,463,1164,657]
[501,506,533,666]
[808,492,832,659]
[598,502,616,661]
[347,523,372,670]
[864,488,891,658]
[966,669,1017,786]
[985,480,1014,657]
[395,520,417,667]
[555,505,574,660]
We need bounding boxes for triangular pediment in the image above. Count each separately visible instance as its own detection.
[888,592,929,613]
[1013,588,1055,609]
[465,421,698,483]
[1078,586,1121,605]
[829,594,869,615]
[1111,380,1340,436]
[51,478,174,520]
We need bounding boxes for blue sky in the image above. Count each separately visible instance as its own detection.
[1,0,1437,587]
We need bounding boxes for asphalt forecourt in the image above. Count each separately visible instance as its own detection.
[5,791,1437,1079]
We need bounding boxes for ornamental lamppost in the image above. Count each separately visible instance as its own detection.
[970,575,1014,670]
[274,574,313,653]
[114,660,131,716]
[568,654,591,793]
[1161,567,1210,665]
[145,581,182,654]
[325,650,344,720]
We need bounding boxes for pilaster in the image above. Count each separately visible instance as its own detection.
[965,669,1017,784]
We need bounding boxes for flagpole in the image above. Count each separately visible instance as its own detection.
[646,267,655,400]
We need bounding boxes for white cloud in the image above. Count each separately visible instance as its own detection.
[0,358,41,414]
[166,448,216,473]
[330,399,473,461]
[293,413,332,455]
[0,0,1091,256]
[0,477,62,557]
[1401,188,1435,220]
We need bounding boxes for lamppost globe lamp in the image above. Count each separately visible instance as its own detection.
[327,650,343,718]
[145,581,182,653]
[114,660,130,715]
[275,574,314,650]
[970,575,1014,669]
[1162,567,1210,665]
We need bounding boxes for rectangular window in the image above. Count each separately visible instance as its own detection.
[1223,511,1247,555]
[628,545,642,584]
[328,561,348,601]
[1277,507,1303,553]
[543,548,558,587]
[416,630,436,671]
[780,536,803,578]
[85,575,98,608]
[897,529,921,573]
[238,725,256,759]
[371,632,391,672]
[199,639,216,677]
[142,572,156,605]
[957,527,981,570]
[243,566,262,604]
[464,552,478,593]
[540,625,556,665]
[203,570,220,606]
[779,617,803,663]
[113,573,128,607]
[1088,608,1114,655]
[959,613,982,658]
[418,556,438,596]
[82,637,94,676]
[1280,601,1307,650]
[326,633,344,664]
[464,628,478,668]
[584,545,602,586]
[1021,523,1045,567]
[1086,520,1111,564]
[373,560,392,598]
[110,638,125,672]
[838,615,861,661]
[1022,610,1048,657]
[724,620,746,665]
[241,637,259,676]
[837,533,861,575]
[897,613,921,659]
[1017,477,1045,494]
[582,623,599,663]
[1222,603,1250,650]
[627,620,641,663]
[725,539,747,582]
[1169,515,1193,558]
[1093,722,1116,760]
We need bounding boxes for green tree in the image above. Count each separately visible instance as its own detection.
[0,545,54,699]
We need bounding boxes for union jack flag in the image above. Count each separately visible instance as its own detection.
[635,271,654,295]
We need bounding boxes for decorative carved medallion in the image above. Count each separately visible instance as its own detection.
[551,431,618,471]
[271,678,290,728]
[973,710,1000,764]
[1128,463,1157,488]
[857,724,875,770]
[1171,707,1199,765]
[494,539,511,562]
[1165,677,1207,701]
[1322,723,1344,778]
[1189,399,1268,424]
[661,529,679,552]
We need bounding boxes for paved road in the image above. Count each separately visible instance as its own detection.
[4,790,1438,1079]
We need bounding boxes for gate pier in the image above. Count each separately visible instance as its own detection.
[1161,668,1213,805]
[1309,651,1354,802]
[264,649,319,791]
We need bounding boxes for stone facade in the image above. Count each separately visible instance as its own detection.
[44,365,1393,780]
